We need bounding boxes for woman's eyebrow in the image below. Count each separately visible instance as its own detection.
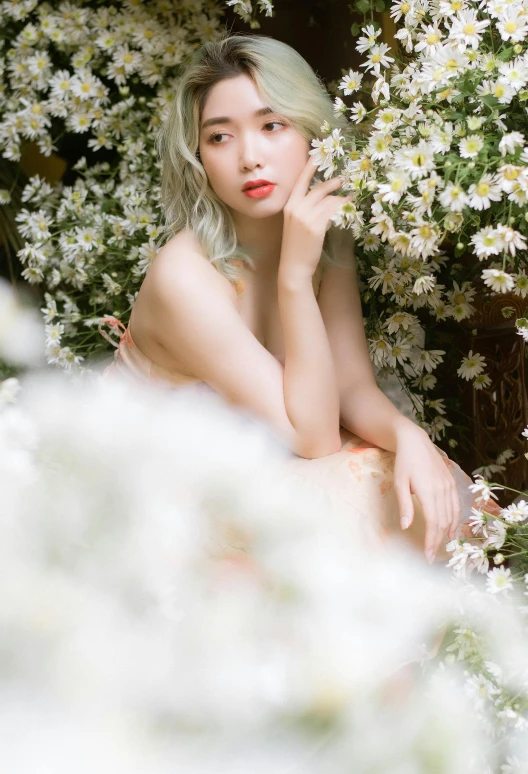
[201,106,275,130]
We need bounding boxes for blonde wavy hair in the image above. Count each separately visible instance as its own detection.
[156,32,350,283]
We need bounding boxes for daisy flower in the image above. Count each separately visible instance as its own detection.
[414,24,444,56]
[410,222,440,258]
[449,9,489,49]
[468,174,502,209]
[481,268,515,293]
[413,274,436,294]
[513,270,528,297]
[439,182,468,210]
[349,102,367,123]
[476,79,515,103]
[394,141,435,179]
[468,474,502,503]
[501,500,528,524]
[496,8,528,43]
[459,134,483,158]
[470,226,504,258]
[438,0,469,18]
[338,69,363,95]
[496,225,527,256]
[498,131,525,156]
[377,170,411,204]
[498,59,528,92]
[433,45,470,78]
[484,519,507,549]
[486,567,513,594]
[360,43,394,75]
[368,132,393,162]
[473,373,492,390]
[516,318,528,341]
[356,24,381,53]
[457,350,486,380]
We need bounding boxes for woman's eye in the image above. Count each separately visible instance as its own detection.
[264,121,286,131]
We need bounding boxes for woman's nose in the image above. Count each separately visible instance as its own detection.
[239,132,263,171]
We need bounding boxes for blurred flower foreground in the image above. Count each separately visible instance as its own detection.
[0,278,527,773]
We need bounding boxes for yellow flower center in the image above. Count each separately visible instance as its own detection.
[376,340,388,349]
[464,23,476,34]
[504,167,520,181]
[476,182,490,196]
[360,158,372,171]
[451,187,461,198]
[375,139,387,151]
[123,53,134,64]
[454,293,466,304]
[382,113,394,123]
[371,53,381,64]
[427,33,440,44]
[505,21,517,33]
[419,225,432,238]
[401,2,411,13]
[451,0,462,9]
[81,82,91,93]
[493,84,506,97]
[348,79,357,89]
[446,58,459,71]
[412,152,427,166]
[391,179,403,191]
[483,234,496,246]
[466,140,480,153]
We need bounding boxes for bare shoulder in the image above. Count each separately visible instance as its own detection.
[148,229,232,294]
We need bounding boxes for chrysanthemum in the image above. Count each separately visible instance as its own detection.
[377,170,410,204]
[413,274,436,294]
[433,45,470,78]
[481,268,515,293]
[513,269,528,298]
[470,226,504,258]
[449,9,489,49]
[486,567,513,594]
[338,69,363,95]
[473,372,492,390]
[498,131,525,156]
[457,350,486,380]
[497,8,528,43]
[349,102,367,124]
[458,134,483,158]
[356,24,382,53]
[414,24,444,56]
[496,225,527,256]
[439,182,468,211]
[393,141,435,179]
[360,43,394,75]
[476,79,515,103]
[498,59,528,92]
[468,174,502,210]
[501,500,528,524]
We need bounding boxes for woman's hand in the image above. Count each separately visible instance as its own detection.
[280,157,352,279]
[393,423,461,563]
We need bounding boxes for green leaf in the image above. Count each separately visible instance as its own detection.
[355,0,371,14]
[374,0,386,11]
[351,22,361,36]
[498,46,514,60]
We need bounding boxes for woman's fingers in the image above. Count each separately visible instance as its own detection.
[289,157,321,201]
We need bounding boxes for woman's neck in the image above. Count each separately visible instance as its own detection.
[231,210,284,272]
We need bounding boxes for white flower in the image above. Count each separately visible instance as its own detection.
[516,318,528,341]
[499,131,525,156]
[449,10,489,49]
[481,268,515,293]
[473,372,492,390]
[469,474,502,504]
[501,499,528,524]
[439,182,468,211]
[522,425,528,439]
[496,225,527,256]
[413,275,436,295]
[458,134,483,158]
[484,519,507,550]
[433,45,470,78]
[377,170,410,204]
[333,97,347,115]
[369,132,393,162]
[470,226,504,258]
[394,141,435,179]
[356,24,382,53]
[457,350,486,380]
[414,24,444,56]
[486,567,513,594]
[469,507,485,536]
[476,78,515,103]
[360,43,394,75]
[338,69,363,94]
[497,8,528,43]
[498,59,528,92]
[468,174,502,210]
[350,102,367,123]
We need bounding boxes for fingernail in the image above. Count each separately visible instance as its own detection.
[401,515,411,529]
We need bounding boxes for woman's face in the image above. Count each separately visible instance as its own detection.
[198,74,311,219]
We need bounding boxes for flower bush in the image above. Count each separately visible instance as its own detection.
[309,1,528,477]
[0,0,226,369]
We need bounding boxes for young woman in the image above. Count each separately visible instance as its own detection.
[99,34,486,563]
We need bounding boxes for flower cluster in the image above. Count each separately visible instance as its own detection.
[311,3,528,462]
[225,0,273,28]
[0,0,226,370]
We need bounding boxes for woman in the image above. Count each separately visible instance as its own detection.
[99,34,484,563]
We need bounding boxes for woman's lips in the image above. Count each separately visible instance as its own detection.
[243,183,275,198]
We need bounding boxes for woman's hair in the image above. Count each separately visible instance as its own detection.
[156,33,350,283]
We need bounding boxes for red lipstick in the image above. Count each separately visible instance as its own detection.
[242,179,275,198]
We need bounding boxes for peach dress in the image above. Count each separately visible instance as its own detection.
[98,260,493,555]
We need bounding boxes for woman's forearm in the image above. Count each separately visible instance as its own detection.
[339,383,427,453]
[278,267,342,458]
